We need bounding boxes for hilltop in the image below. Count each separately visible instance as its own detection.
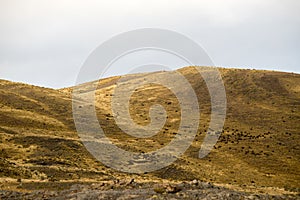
[0,66,299,199]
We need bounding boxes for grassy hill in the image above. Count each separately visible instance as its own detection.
[0,66,299,196]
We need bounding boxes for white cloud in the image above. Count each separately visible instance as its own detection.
[0,0,299,88]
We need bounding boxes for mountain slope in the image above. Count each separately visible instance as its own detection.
[0,66,299,196]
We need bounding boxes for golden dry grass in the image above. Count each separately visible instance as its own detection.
[0,66,299,195]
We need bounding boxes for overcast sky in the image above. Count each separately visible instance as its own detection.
[0,0,299,88]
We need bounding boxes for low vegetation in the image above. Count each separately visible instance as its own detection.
[0,67,299,198]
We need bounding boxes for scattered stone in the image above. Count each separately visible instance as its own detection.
[165,184,181,194]
[1,181,299,200]
[191,179,199,186]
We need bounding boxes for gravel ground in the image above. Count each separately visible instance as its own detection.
[1,180,299,200]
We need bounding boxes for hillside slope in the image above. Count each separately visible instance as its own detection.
[0,67,299,197]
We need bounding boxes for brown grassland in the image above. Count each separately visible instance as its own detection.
[0,66,299,197]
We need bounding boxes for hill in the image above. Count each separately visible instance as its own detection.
[0,66,299,198]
